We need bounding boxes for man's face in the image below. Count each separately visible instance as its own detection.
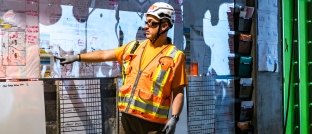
[144,15,161,40]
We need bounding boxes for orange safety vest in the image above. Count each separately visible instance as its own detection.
[118,39,182,124]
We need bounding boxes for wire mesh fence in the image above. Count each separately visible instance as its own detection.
[187,76,236,134]
[43,76,236,134]
[187,76,216,133]
[44,78,117,134]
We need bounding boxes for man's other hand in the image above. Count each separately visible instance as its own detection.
[162,117,178,134]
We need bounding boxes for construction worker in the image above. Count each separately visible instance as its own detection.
[56,2,187,134]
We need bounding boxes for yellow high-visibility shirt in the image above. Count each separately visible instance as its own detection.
[114,40,187,90]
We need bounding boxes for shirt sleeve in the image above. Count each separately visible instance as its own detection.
[171,51,188,90]
[114,44,128,64]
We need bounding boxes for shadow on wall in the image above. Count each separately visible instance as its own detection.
[183,0,233,76]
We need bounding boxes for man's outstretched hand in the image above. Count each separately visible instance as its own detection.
[54,55,79,65]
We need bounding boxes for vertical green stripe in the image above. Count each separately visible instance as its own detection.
[298,0,310,133]
[283,0,311,133]
[282,0,295,133]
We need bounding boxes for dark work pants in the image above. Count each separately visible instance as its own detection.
[120,112,165,134]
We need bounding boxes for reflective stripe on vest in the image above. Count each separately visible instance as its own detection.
[118,96,169,117]
[152,46,179,97]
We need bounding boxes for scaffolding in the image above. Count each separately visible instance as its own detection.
[282,0,312,133]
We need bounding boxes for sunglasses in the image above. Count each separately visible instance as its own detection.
[145,21,160,28]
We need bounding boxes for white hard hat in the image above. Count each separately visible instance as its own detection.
[145,2,175,27]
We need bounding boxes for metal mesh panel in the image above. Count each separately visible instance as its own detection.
[187,76,216,134]
[187,76,236,134]
[58,79,103,133]
[44,78,116,134]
